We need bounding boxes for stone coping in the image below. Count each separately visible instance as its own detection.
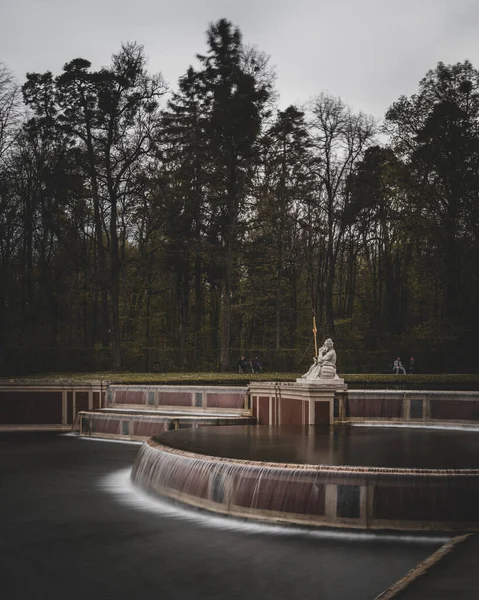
[348,389,479,396]
[249,381,338,387]
[249,381,347,392]
[0,380,477,395]
[249,383,479,396]
[0,379,106,388]
[0,425,72,431]
[109,384,249,392]
[146,438,479,477]
[79,410,251,420]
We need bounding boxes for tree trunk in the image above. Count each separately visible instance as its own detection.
[108,180,122,370]
[220,272,231,371]
[193,252,203,367]
[85,136,109,348]
[144,257,152,371]
[178,260,190,368]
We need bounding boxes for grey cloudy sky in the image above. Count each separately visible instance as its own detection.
[1,0,479,118]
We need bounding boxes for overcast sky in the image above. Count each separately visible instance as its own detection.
[1,0,479,119]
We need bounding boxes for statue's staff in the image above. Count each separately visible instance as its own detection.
[312,314,318,358]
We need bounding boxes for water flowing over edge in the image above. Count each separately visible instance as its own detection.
[102,466,449,545]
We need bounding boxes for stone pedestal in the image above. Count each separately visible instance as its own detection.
[249,380,347,426]
[295,375,345,386]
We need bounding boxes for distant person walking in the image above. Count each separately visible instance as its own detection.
[251,357,262,373]
[393,357,406,374]
[409,356,415,374]
[237,355,250,374]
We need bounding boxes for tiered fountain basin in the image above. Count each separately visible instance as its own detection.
[132,425,479,532]
[105,384,249,411]
[78,385,252,440]
[78,409,255,441]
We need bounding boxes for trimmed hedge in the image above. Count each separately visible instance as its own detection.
[1,345,476,377]
[2,371,479,390]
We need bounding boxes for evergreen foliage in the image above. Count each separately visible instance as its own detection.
[0,27,478,374]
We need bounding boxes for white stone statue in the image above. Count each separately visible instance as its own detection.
[300,338,338,380]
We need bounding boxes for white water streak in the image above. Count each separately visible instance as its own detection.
[62,432,143,445]
[101,467,450,546]
[352,423,479,432]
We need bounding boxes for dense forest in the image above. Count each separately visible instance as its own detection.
[0,19,478,375]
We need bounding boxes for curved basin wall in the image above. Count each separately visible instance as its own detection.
[107,385,249,412]
[79,412,255,440]
[132,439,479,531]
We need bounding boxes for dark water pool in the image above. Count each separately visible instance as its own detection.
[156,425,479,469]
[0,432,442,600]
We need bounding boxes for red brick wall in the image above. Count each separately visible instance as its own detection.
[206,392,245,409]
[280,398,304,425]
[233,474,325,516]
[133,421,168,437]
[373,482,479,522]
[349,397,403,419]
[114,390,146,405]
[157,391,192,406]
[430,400,479,421]
[0,391,63,424]
[76,392,89,413]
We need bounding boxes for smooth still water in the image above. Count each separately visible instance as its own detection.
[0,432,443,600]
[155,424,479,468]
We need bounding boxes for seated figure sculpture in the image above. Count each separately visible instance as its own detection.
[300,338,338,380]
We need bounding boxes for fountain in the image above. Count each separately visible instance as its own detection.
[131,339,479,531]
[77,384,255,440]
[132,425,479,531]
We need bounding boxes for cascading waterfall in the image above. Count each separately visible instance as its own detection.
[107,384,249,410]
[77,384,253,440]
[131,425,479,531]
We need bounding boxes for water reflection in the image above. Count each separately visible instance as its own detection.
[156,425,479,469]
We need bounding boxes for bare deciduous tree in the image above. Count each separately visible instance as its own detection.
[0,62,21,165]
[308,93,376,334]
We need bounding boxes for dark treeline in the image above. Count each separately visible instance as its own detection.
[1,19,478,374]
